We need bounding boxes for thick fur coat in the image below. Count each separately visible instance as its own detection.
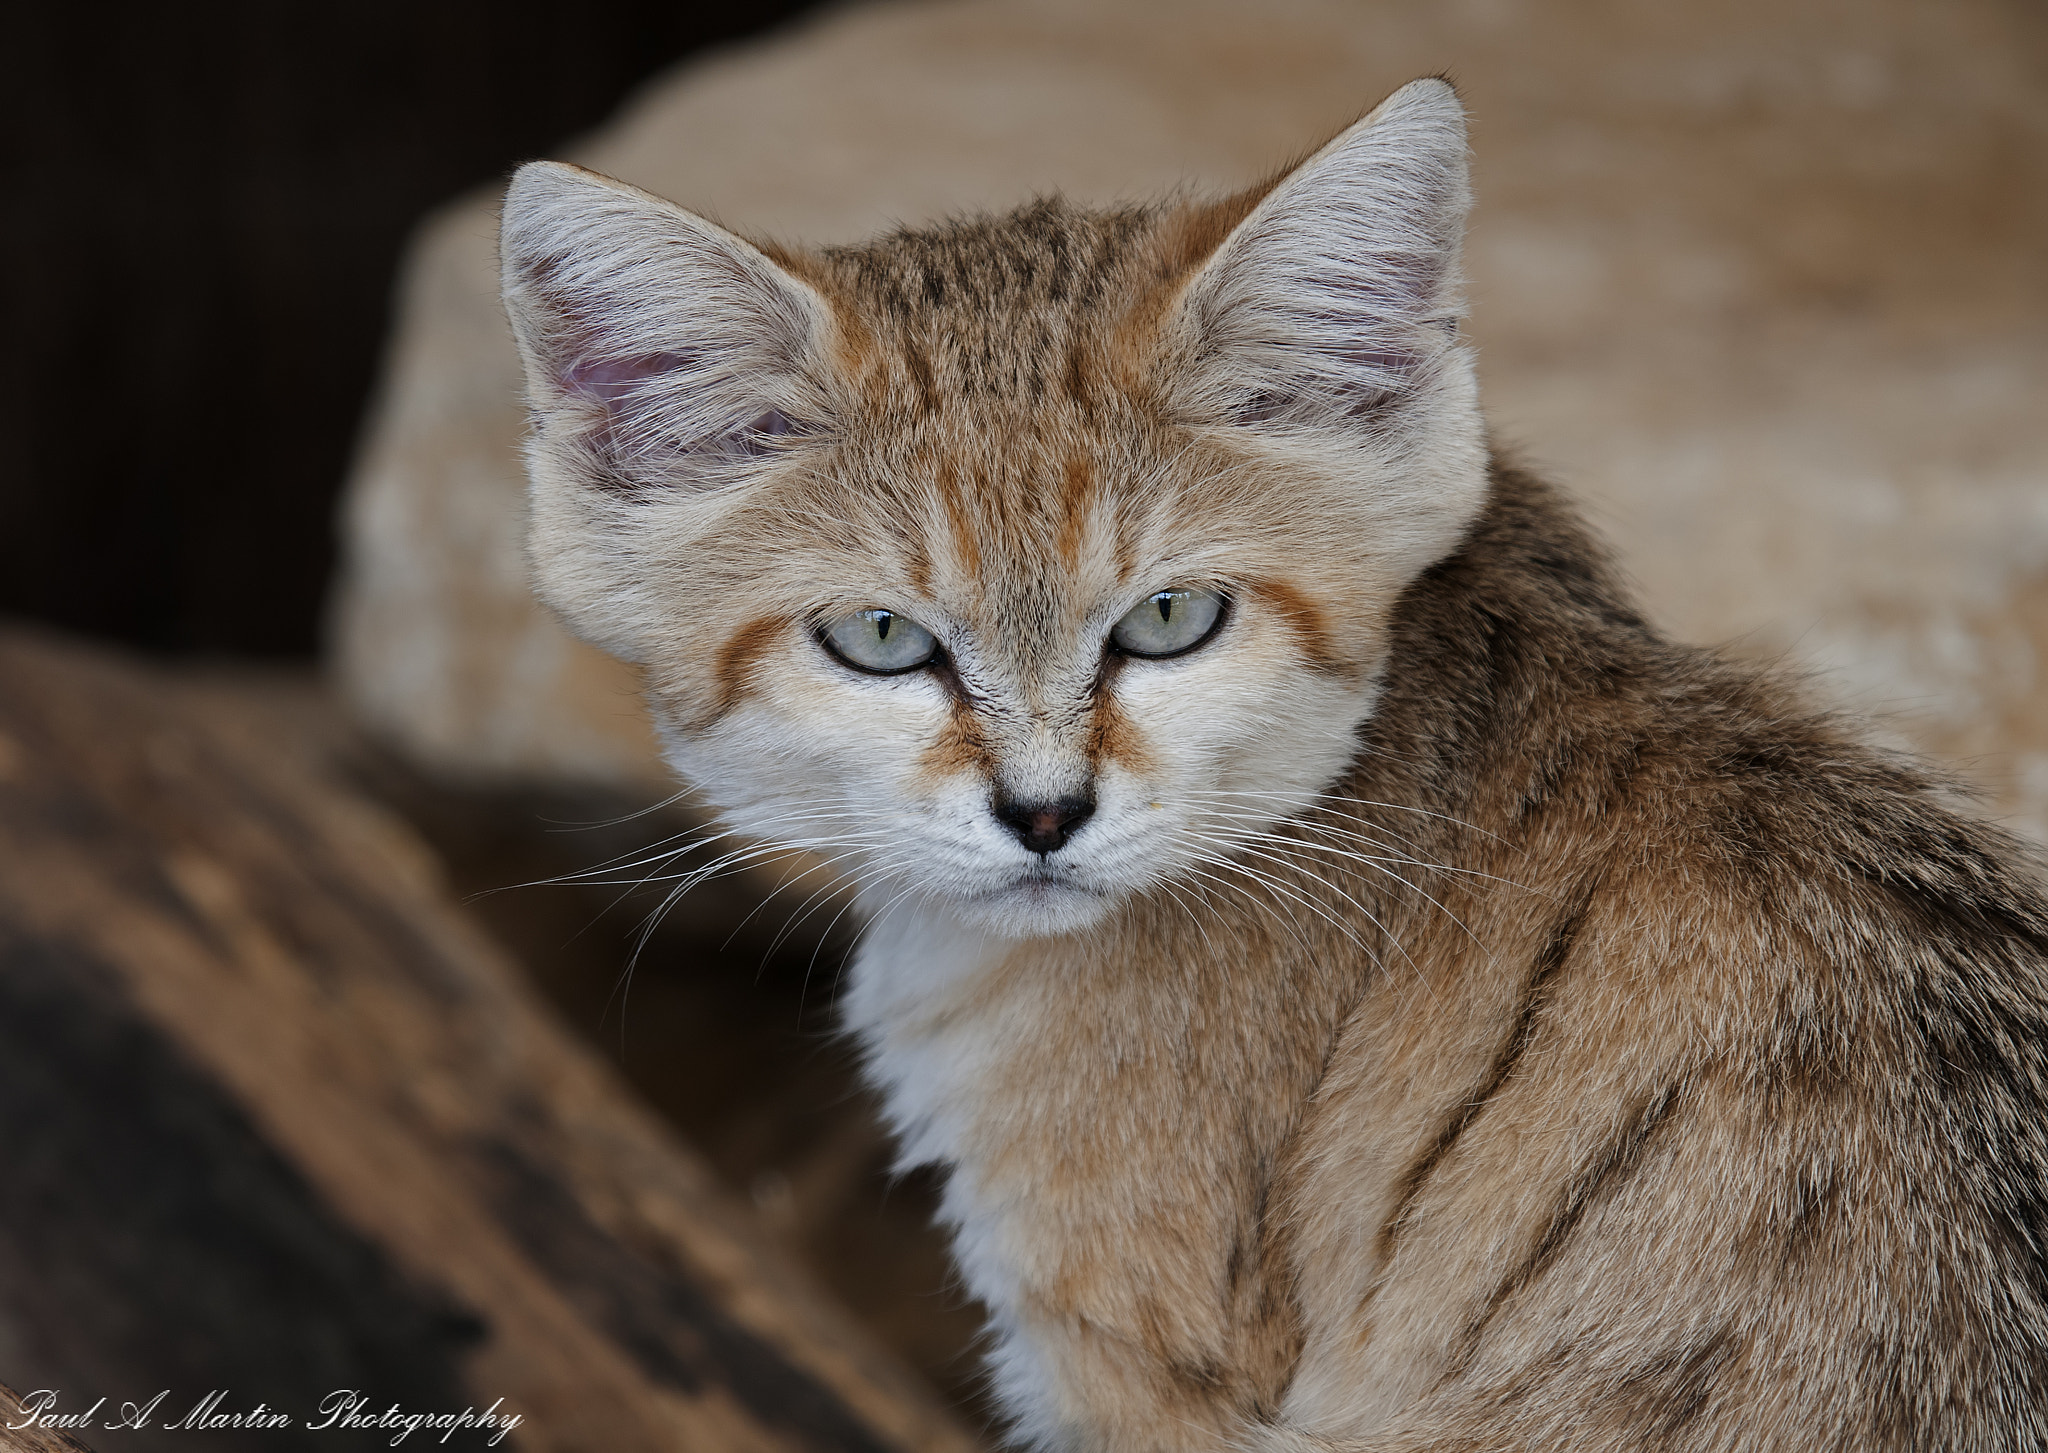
[500,80,2048,1450]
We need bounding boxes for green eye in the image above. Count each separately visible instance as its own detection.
[1109,587,1227,658]
[821,608,939,675]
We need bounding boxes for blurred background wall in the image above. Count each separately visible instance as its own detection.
[2,0,821,656]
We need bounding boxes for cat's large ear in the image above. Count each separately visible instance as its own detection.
[1171,79,1471,431]
[501,164,832,659]
[500,162,832,496]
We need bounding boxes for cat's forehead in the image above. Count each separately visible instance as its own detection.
[812,198,1163,404]
[807,422,1178,630]
[762,199,1209,612]
[823,199,1154,327]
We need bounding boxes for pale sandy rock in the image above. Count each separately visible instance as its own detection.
[331,0,2048,840]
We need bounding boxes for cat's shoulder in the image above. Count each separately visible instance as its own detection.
[1388,456,2048,1018]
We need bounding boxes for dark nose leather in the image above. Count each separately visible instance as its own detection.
[992,794,1095,855]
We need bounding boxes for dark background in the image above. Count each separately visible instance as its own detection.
[3,0,823,658]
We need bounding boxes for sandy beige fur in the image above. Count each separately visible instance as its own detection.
[500,80,2048,1451]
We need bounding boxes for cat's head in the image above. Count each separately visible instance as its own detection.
[500,79,1485,940]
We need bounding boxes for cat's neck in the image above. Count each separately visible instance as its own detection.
[844,880,1361,1447]
[1352,459,1661,845]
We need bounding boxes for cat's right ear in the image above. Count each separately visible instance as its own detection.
[1166,79,1473,434]
[499,162,831,496]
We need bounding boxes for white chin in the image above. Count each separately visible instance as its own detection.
[953,877,1118,939]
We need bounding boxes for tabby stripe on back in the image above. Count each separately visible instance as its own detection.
[1371,881,1601,1271]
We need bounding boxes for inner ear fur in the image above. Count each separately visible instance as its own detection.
[1160,78,1472,428]
[500,161,834,492]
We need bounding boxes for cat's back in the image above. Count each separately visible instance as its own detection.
[1280,467,2048,1449]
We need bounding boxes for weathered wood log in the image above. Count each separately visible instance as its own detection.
[0,627,978,1453]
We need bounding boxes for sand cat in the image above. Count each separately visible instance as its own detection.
[498,80,2048,1451]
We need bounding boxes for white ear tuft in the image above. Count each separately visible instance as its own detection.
[1180,78,1471,429]
[500,162,830,494]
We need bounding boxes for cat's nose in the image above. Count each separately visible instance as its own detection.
[992,793,1095,855]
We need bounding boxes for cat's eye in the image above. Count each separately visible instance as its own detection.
[820,609,940,675]
[1109,587,1227,659]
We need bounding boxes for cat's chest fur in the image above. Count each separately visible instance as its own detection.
[843,889,1438,1449]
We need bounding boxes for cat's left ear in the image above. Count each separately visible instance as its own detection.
[1170,79,1471,430]
[500,161,832,496]
[500,163,833,660]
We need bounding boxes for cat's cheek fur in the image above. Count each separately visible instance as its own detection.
[657,599,1391,946]
[525,479,761,668]
[654,659,956,859]
[652,660,1115,941]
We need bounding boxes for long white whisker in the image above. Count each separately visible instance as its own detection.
[1225,831,1478,991]
[1176,834,1442,1005]
[1171,839,1377,963]
[535,786,697,832]
[1178,785,1505,845]
[1171,859,1328,964]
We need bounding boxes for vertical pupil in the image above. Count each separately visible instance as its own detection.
[1156,594,1174,623]
[874,611,892,641]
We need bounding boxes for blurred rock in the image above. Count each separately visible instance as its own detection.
[331,0,2048,839]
